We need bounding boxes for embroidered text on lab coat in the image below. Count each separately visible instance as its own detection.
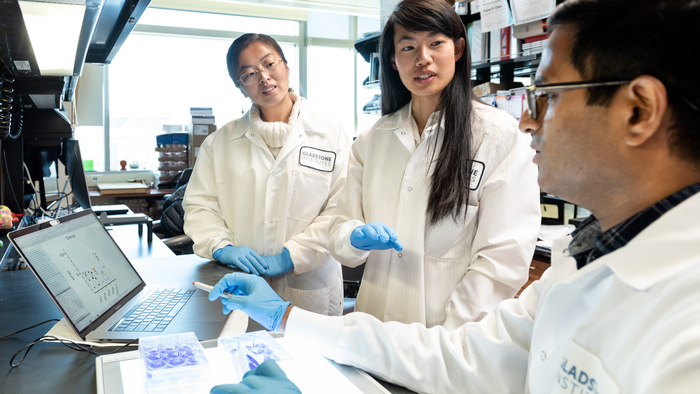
[552,341,620,394]
[299,146,336,172]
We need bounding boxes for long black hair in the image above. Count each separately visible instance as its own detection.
[380,0,476,224]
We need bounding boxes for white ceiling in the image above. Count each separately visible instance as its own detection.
[151,0,380,20]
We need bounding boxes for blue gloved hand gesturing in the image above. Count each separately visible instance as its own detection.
[213,246,268,276]
[210,359,301,394]
[350,222,403,251]
[208,273,291,332]
[259,248,294,278]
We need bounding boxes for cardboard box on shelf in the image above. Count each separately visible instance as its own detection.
[473,82,503,97]
[191,124,216,147]
[187,124,216,166]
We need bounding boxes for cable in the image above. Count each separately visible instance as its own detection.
[0,319,59,340]
[9,335,100,367]
[3,148,22,213]
[2,319,138,367]
[110,338,139,353]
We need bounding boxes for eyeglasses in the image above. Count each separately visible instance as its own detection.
[525,80,631,119]
[238,59,285,86]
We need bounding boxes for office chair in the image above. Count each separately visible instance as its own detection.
[342,264,365,315]
[153,168,194,254]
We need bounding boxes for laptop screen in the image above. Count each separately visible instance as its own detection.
[10,212,144,333]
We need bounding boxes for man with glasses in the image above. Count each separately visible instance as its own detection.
[209,1,700,393]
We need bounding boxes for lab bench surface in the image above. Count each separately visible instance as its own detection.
[0,252,415,393]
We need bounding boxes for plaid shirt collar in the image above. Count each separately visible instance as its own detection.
[569,183,700,269]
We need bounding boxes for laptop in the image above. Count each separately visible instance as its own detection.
[8,210,228,343]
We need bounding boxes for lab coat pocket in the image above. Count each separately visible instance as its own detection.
[286,170,331,222]
[424,204,478,259]
[284,286,331,315]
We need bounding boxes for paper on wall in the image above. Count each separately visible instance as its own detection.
[470,0,480,14]
[480,0,512,33]
[510,0,556,25]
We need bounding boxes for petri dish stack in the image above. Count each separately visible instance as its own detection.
[139,332,209,393]
[218,331,293,379]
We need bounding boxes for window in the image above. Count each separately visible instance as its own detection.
[306,46,355,132]
[81,8,380,171]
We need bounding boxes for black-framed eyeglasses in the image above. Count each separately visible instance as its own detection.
[238,59,285,86]
[525,80,631,119]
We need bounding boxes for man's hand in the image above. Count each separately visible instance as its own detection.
[208,273,291,332]
[210,359,301,393]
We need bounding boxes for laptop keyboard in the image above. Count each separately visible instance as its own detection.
[109,288,196,333]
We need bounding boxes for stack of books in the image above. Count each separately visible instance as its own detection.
[190,107,215,125]
[522,36,548,56]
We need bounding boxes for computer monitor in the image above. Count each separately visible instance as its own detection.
[64,139,92,210]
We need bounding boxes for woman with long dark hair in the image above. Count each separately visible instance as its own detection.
[329,0,541,329]
[184,34,350,316]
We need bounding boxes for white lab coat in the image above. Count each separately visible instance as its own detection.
[183,99,351,316]
[329,101,541,328]
[287,191,700,393]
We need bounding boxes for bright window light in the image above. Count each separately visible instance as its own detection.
[139,8,299,36]
[18,0,85,76]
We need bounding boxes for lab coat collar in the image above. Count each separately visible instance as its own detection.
[228,96,311,142]
[553,192,700,292]
[378,102,441,153]
[603,191,700,291]
[229,110,252,141]
[225,107,309,165]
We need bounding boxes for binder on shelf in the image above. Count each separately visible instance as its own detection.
[468,20,485,63]
[500,26,511,60]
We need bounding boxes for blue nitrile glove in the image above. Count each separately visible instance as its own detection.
[210,359,301,394]
[259,248,294,278]
[350,222,403,251]
[208,273,291,332]
[213,246,268,276]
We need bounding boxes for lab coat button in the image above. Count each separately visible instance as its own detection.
[401,132,406,135]
[540,351,546,361]
[251,133,255,137]
[408,187,412,191]
[398,253,403,258]
[269,219,273,223]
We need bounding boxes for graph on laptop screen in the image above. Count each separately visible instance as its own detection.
[12,215,142,332]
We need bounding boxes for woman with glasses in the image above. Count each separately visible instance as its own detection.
[183,33,351,316]
[328,0,541,329]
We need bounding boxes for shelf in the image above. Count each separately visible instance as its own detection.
[363,81,380,89]
[355,31,381,63]
[353,24,545,90]
[472,53,541,72]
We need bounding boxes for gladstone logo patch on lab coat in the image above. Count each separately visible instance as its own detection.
[469,161,485,190]
[552,340,620,394]
[299,146,336,172]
